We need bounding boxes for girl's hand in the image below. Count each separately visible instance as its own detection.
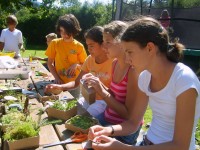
[87,76,102,91]
[66,64,80,77]
[88,125,112,140]
[45,84,63,95]
[82,73,94,80]
[82,73,109,98]
[54,78,64,84]
[92,135,125,150]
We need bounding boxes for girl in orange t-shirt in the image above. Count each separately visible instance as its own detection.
[45,14,87,84]
[45,26,113,116]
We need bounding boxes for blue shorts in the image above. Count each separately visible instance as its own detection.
[95,112,141,145]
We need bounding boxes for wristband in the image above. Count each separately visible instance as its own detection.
[110,126,114,135]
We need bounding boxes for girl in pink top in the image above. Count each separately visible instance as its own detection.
[160,9,170,29]
[83,21,142,145]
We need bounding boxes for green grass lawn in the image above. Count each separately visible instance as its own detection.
[143,107,200,147]
[143,107,152,131]
[21,46,46,58]
[23,47,200,147]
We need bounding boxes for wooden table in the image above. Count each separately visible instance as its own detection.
[0,58,85,150]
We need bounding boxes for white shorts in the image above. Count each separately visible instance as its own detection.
[78,97,107,117]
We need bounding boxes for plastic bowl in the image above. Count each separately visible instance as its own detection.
[0,52,16,58]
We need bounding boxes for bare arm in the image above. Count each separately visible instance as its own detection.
[0,42,4,51]
[47,58,64,84]
[129,88,197,150]
[18,43,23,49]
[102,68,139,119]
[110,86,148,136]
[45,70,87,94]
[93,88,197,150]
[89,79,149,139]
[60,70,87,91]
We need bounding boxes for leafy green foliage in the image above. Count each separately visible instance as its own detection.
[1,111,25,125]
[196,120,200,145]
[51,99,77,111]
[14,2,111,46]
[0,91,23,101]
[143,106,152,131]
[1,1,111,46]
[67,115,97,130]
[169,0,200,8]
[65,100,77,111]
[40,118,63,126]
[1,110,39,141]
[52,100,65,111]
[3,120,39,141]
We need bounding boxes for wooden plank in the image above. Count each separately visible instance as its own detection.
[55,124,83,150]
[36,125,64,150]
[52,91,85,150]
[29,99,64,150]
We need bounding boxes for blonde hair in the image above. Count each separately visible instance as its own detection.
[103,21,128,41]
[7,15,18,25]
[46,33,57,39]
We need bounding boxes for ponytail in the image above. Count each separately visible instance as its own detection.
[166,41,185,63]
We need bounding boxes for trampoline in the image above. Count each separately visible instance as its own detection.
[111,0,200,74]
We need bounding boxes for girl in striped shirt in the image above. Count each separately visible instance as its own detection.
[83,21,142,145]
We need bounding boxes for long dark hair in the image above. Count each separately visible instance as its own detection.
[121,17,184,63]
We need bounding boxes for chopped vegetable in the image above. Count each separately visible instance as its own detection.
[67,115,97,129]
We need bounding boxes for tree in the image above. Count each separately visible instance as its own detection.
[169,0,200,8]
[115,0,123,20]
[13,1,112,45]
[0,0,33,12]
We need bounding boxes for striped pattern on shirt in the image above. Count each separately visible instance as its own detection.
[104,61,130,124]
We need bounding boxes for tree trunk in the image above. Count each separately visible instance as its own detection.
[115,0,122,20]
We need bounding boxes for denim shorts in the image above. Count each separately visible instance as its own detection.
[95,112,142,145]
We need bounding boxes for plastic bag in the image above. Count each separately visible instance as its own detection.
[0,56,18,69]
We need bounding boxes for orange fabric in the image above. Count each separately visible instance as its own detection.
[45,38,87,83]
[82,55,113,100]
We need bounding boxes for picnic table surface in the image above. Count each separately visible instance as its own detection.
[0,58,85,150]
